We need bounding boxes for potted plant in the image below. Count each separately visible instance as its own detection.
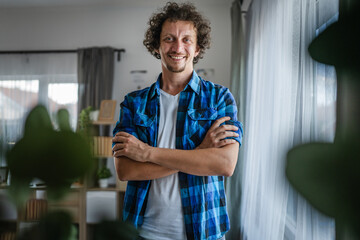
[78,106,93,133]
[97,166,112,188]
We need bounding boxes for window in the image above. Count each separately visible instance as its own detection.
[48,83,78,128]
[284,13,338,239]
[314,13,338,141]
[0,54,77,166]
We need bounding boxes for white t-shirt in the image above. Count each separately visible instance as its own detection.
[139,89,187,240]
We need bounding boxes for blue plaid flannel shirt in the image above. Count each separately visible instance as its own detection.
[113,71,243,240]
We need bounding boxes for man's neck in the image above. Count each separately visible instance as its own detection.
[160,68,194,96]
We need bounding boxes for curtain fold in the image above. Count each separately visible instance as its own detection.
[77,47,115,111]
[229,0,338,239]
[226,0,248,239]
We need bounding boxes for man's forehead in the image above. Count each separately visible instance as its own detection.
[161,19,197,36]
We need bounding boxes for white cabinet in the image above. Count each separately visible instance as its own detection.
[86,191,117,224]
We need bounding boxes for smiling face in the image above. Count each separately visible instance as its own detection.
[157,20,200,75]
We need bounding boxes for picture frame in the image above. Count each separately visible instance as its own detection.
[98,100,117,122]
[0,166,9,185]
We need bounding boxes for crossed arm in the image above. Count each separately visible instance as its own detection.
[113,117,239,181]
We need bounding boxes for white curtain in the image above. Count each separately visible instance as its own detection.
[236,0,338,239]
[0,53,77,166]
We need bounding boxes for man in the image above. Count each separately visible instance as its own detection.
[112,2,243,240]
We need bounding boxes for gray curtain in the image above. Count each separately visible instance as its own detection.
[77,47,115,111]
[226,0,248,239]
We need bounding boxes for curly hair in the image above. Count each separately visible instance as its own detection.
[143,2,211,64]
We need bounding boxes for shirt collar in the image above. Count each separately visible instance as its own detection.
[186,70,201,95]
[150,70,201,99]
[149,74,161,99]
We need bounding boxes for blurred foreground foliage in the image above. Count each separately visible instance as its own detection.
[286,0,360,239]
[6,105,93,204]
[3,105,138,240]
[94,220,138,240]
[17,210,77,240]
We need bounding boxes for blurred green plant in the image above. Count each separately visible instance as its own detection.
[286,0,360,239]
[17,210,77,240]
[78,106,93,134]
[97,166,112,179]
[6,105,94,205]
[94,220,138,240]
[1,105,138,240]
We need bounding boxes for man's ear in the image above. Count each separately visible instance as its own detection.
[195,45,200,57]
[155,48,161,58]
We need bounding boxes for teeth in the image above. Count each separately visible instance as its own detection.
[170,56,184,59]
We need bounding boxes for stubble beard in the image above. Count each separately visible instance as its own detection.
[163,52,189,73]
[167,64,186,73]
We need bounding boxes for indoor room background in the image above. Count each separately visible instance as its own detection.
[0,0,233,185]
[0,0,343,239]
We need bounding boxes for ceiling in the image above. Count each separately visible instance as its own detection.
[0,0,233,8]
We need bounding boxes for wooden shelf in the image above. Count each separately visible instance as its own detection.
[0,184,9,189]
[91,120,116,125]
[87,187,124,192]
[93,137,113,157]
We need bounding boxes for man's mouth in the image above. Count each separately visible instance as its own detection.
[169,55,186,60]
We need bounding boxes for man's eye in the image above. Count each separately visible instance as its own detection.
[184,38,194,44]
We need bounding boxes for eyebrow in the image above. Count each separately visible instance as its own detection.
[162,33,195,38]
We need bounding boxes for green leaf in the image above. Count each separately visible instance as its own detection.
[94,220,138,240]
[6,105,94,205]
[24,105,53,137]
[17,210,76,240]
[286,139,360,239]
[57,109,72,131]
[286,142,339,217]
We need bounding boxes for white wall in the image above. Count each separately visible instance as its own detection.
[0,0,233,110]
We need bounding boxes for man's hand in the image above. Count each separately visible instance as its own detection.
[112,132,152,162]
[197,116,239,149]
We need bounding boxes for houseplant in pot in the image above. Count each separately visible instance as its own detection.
[97,166,112,188]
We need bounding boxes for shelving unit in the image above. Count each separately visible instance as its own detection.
[0,101,128,240]
[0,186,86,240]
[90,119,128,191]
[82,102,127,239]
[0,128,127,240]
[84,117,127,240]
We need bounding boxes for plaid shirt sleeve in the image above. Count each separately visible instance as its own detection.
[112,93,151,226]
[216,87,243,146]
[112,95,138,141]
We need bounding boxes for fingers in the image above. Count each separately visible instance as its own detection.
[209,116,231,131]
[113,131,130,138]
[217,139,237,148]
[112,143,125,152]
[112,135,130,143]
[212,131,238,146]
[113,149,125,158]
[209,123,239,141]
[208,121,239,148]
[212,124,238,136]
[216,131,239,140]
[112,132,131,156]
[112,134,134,152]
[112,131,134,143]
[205,137,236,148]
[113,149,121,157]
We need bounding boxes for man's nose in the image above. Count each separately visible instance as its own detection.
[171,40,184,53]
